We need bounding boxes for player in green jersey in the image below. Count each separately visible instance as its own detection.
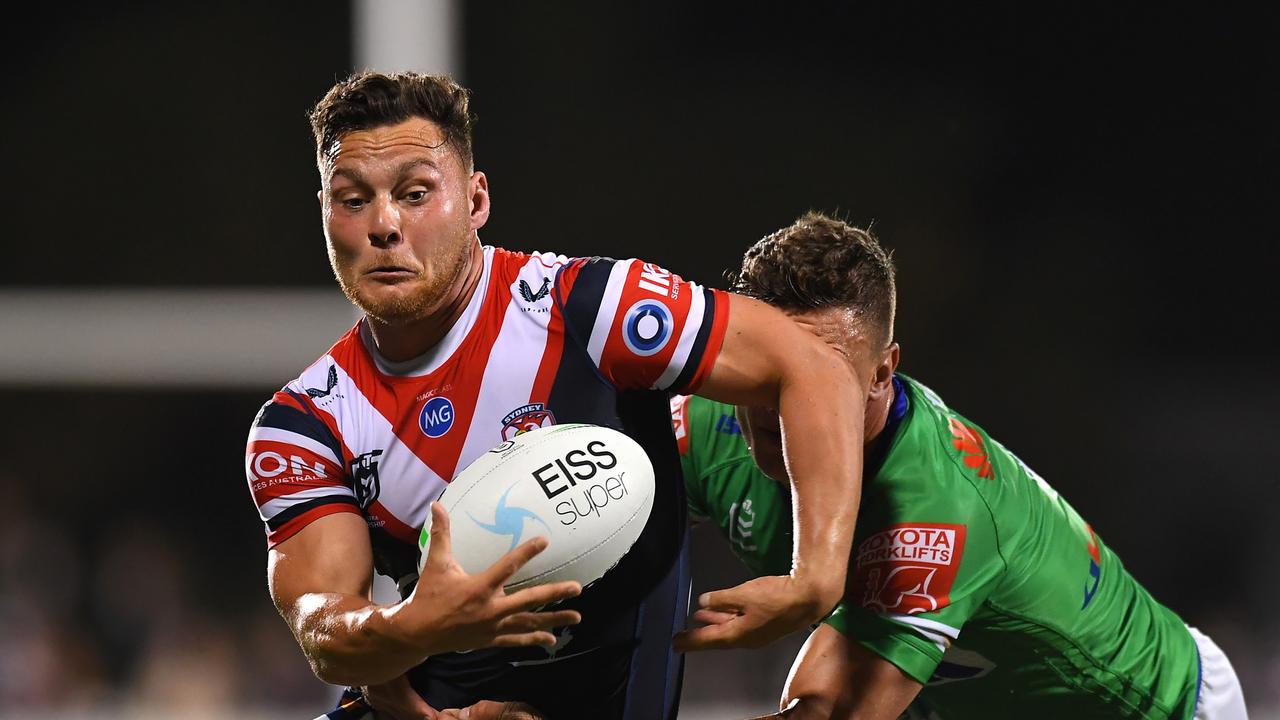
[672,212,1248,720]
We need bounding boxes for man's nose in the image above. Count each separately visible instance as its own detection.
[368,196,401,247]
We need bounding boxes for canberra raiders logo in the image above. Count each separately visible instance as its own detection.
[349,450,383,509]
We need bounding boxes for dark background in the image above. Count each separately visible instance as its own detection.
[2,2,1276,716]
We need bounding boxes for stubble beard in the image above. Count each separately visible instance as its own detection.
[331,232,475,326]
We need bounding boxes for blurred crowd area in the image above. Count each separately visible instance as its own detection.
[0,479,328,717]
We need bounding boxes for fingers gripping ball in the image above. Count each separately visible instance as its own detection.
[418,424,655,592]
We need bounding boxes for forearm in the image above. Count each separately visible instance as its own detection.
[778,356,863,607]
[289,592,427,686]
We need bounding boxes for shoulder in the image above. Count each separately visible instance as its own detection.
[678,395,751,467]
[868,376,1003,534]
[274,325,365,403]
[893,375,997,487]
[487,245,574,277]
[250,324,366,438]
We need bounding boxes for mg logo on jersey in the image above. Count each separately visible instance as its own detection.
[349,450,383,509]
[621,300,673,356]
[501,403,557,440]
[854,523,967,615]
[419,396,455,438]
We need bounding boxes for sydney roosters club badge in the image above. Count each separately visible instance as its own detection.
[501,403,557,440]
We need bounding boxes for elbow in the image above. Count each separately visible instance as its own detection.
[308,652,353,686]
[778,694,837,720]
[304,644,385,687]
[308,653,391,687]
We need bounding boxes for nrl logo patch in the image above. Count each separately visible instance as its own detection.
[349,450,383,509]
[501,403,556,440]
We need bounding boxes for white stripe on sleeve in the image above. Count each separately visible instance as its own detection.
[248,426,342,467]
[653,281,707,390]
[880,612,962,653]
[586,260,634,366]
[259,485,356,523]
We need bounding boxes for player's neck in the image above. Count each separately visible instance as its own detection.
[365,241,485,362]
[862,381,895,446]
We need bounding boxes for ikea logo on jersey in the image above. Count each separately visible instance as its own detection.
[419,396,455,438]
[622,300,673,356]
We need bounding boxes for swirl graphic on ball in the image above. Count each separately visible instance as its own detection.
[468,482,551,551]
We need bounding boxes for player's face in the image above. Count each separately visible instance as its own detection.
[319,117,490,323]
[739,307,879,483]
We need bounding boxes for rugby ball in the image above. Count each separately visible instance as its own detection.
[418,424,655,592]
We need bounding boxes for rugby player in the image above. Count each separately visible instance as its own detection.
[244,72,868,718]
[671,212,1248,719]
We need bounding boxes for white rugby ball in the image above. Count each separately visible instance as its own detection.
[417,423,655,592]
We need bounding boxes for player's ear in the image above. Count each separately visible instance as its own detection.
[883,343,901,378]
[868,343,899,399]
[469,171,491,231]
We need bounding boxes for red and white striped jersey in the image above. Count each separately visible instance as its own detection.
[245,245,729,590]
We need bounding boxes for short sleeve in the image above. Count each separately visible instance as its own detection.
[246,391,361,548]
[832,480,1003,684]
[554,257,730,394]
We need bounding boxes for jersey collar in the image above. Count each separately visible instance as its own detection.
[865,374,910,478]
[360,244,495,377]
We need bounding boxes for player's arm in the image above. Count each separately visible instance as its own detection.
[749,624,922,720]
[268,503,583,686]
[681,294,864,649]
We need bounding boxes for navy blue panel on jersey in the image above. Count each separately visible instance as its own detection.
[622,532,690,719]
[404,391,690,716]
[546,257,622,423]
[406,534,690,719]
[554,256,616,363]
[255,396,345,466]
[367,523,422,587]
[389,257,692,717]
[670,284,719,393]
[266,495,359,532]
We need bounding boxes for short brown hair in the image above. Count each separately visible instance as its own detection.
[308,71,475,170]
[731,211,896,346]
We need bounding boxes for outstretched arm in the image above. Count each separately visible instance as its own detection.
[677,294,864,650]
[269,503,582,686]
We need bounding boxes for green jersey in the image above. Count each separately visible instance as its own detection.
[673,376,1200,719]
